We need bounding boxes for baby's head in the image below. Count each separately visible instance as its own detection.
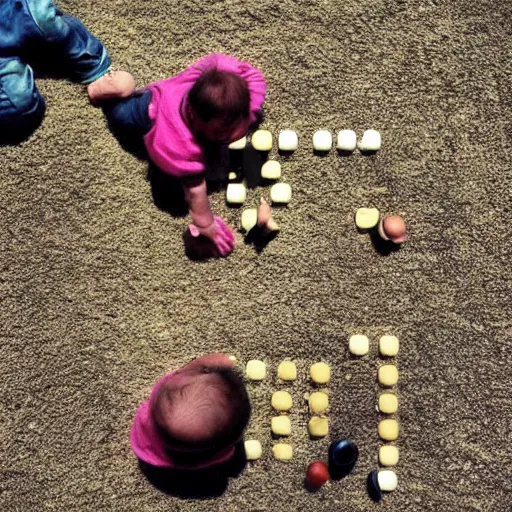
[186,67,251,145]
[151,364,251,463]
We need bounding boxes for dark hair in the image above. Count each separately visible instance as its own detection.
[188,68,250,127]
[153,366,251,456]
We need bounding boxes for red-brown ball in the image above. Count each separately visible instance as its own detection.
[306,461,330,488]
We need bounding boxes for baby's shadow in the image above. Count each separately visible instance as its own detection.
[369,230,401,256]
[138,442,247,499]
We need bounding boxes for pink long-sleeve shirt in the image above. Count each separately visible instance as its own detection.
[130,372,236,469]
[144,54,266,178]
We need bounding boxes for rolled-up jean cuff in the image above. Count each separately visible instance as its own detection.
[77,48,111,84]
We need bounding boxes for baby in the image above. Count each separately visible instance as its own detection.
[131,354,251,469]
[88,55,267,258]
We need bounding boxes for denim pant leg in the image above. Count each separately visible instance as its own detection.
[26,0,111,83]
[0,56,45,138]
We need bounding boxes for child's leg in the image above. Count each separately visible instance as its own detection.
[0,56,45,142]
[25,0,111,84]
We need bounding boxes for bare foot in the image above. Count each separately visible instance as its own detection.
[87,70,136,102]
[257,197,279,233]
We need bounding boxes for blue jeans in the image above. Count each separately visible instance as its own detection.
[0,0,110,134]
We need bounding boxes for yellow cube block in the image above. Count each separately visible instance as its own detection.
[310,362,330,384]
[277,361,297,381]
[271,416,291,436]
[379,445,399,466]
[378,419,399,441]
[271,391,293,411]
[246,360,266,380]
[244,440,262,460]
[308,392,329,414]
[378,365,398,386]
[378,393,398,414]
[308,416,329,437]
[272,443,293,460]
[379,335,399,356]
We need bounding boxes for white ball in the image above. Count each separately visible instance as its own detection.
[313,130,332,151]
[228,136,247,150]
[244,440,262,460]
[240,208,258,232]
[252,130,273,151]
[336,130,357,151]
[359,129,381,151]
[261,160,282,180]
[270,183,292,204]
[278,130,298,151]
[226,183,247,204]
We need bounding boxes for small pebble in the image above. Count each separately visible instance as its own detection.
[349,334,369,355]
[252,130,273,151]
[244,440,262,460]
[379,445,399,467]
[310,362,330,384]
[273,443,293,461]
[378,365,399,386]
[378,393,398,414]
[308,392,328,414]
[271,416,292,436]
[246,360,266,380]
[378,419,399,441]
[308,416,329,437]
[277,361,297,381]
[379,335,399,356]
[271,391,293,411]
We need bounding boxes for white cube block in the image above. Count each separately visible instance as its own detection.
[228,136,247,150]
[270,183,292,204]
[359,129,381,151]
[380,335,399,356]
[355,208,380,230]
[226,183,247,204]
[240,208,258,232]
[251,130,272,151]
[377,470,398,492]
[349,334,369,356]
[246,360,266,380]
[278,130,298,151]
[244,440,262,460]
[261,160,282,180]
[313,130,332,151]
[336,130,357,151]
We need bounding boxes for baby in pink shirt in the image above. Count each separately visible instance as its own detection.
[88,55,266,258]
[131,353,251,470]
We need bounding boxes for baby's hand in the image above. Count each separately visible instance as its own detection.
[189,217,235,257]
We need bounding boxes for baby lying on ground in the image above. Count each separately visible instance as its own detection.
[131,353,251,469]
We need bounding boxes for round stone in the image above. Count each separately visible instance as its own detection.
[310,362,330,384]
[378,365,399,386]
[377,470,398,491]
[271,391,293,411]
[378,393,398,414]
[277,361,297,381]
[378,419,399,441]
[379,335,399,356]
[379,445,399,466]
[309,392,329,414]
[349,334,369,355]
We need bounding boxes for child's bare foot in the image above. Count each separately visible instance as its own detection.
[87,70,136,102]
[257,198,279,233]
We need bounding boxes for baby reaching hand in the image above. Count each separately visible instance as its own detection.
[88,55,267,258]
[131,354,251,469]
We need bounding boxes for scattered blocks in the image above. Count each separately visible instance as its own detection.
[378,365,399,386]
[277,361,297,381]
[379,445,399,466]
[261,160,282,180]
[379,335,399,356]
[271,416,292,436]
[240,208,258,232]
[244,440,262,460]
[273,443,293,461]
[359,129,381,152]
[271,391,293,411]
[246,360,266,380]
[309,392,329,414]
[337,130,357,151]
[310,362,330,384]
[378,419,399,441]
[355,208,380,230]
[226,183,247,204]
[378,392,398,414]
[278,130,298,151]
[313,130,332,151]
[252,130,273,151]
[270,183,292,204]
[349,334,369,356]
[308,416,329,437]
[228,136,247,150]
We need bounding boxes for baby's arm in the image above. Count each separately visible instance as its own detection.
[182,176,235,257]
